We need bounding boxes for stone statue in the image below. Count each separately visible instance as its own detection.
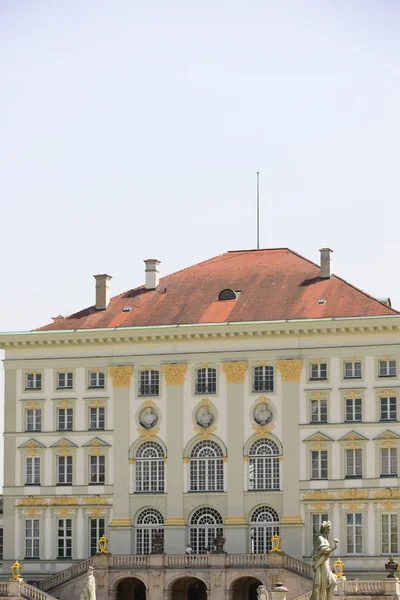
[80,567,96,600]
[257,585,269,600]
[196,407,214,428]
[311,521,339,600]
[140,407,158,429]
[254,403,273,425]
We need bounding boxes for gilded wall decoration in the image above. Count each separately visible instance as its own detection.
[108,365,133,387]
[303,490,334,501]
[276,359,303,381]
[252,423,275,436]
[137,426,160,439]
[161,363,187,385]
[339,488,369,500]
[194,424,217,438]
[222,361,248,383]
[18,495,111,507]
[374,488,400,500]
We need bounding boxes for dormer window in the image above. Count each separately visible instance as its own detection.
[218,289,237,301]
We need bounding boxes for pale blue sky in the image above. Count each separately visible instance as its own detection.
[1,1,400,483]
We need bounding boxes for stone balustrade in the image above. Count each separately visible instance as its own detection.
[336,578,400,596]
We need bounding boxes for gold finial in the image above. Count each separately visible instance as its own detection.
[270,534,282,553]
[98,534,109,554]
[10,560,23,581]
[334,557,344,578]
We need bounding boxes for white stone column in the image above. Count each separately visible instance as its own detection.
[44,508,52,559]
[107,366,133,554]
[77,507,84,559]
[277,359,304,558]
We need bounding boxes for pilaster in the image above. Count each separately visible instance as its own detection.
[162,363,187,553]
[277,359,303,558]
[222,361,248,552]
[108,365,133,554]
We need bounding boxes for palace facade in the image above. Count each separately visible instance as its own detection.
[0,247,399,585]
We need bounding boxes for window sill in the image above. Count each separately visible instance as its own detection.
[88,387,105,390]
[88,428,105,431]
[25,430,42,433]
[25,389,42,392]
[247,488,281,492]
[56,483,73,486]
[380,474,398,478]
[194,392,217,396]
[57,557,73,560]
[310,421,328,425]
[56,388,73,391]
[24,557,40,560]
[25,483,41,486]
[378,375,397,379]
[379,419,398,423]
[345,475,362,479]
[310,478,328,481]
[89,482,105,486]
[252,390,274,394]
[309,379,328,382]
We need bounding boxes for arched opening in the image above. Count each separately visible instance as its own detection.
[230,577,263,600]
[117,577,146,600]
[170,576,207,600]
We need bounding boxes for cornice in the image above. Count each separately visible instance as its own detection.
[1,315,400,349]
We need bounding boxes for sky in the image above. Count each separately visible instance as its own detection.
[1,1,400,485]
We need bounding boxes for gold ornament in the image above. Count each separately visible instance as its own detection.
[161,363,187,385]
[108,366,133,387]
[277,359,303,381]
[222,361,248,383]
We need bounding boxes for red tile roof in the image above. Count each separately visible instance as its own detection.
[37,248,398,331]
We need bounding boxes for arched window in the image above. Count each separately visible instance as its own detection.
[190,507,223,554]
[189,440,224,492]
[134,441,165,493]
[139,369,160,396]
[136,508,164,555]
[195,367,217,394]
[248,439,280,491]
[250,506,280,554]
[218,289,237,301]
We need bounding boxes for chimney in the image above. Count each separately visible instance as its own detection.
[144,259,160,290]
[94,274,112,310]
[319,248,333,279]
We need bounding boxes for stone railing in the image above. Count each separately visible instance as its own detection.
[110,555,149,568]
[165,554,210,568]
[1,580,57,600]
[38,556,95,592]
[283,554,313,579]
[336,578,400,596]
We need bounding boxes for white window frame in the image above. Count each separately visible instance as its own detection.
[57,372,73,389]
[381,513,398,555]
[252,365,274,393]
[380,447,398,477]
[135,508,164,555]
[89,455,105,484]
[25,373,42,390]
[379,359,397,378]
[195,367,217,395]
[345,397,362,422]
[89,406,105,430]
[346,513,363,554]
[25,518,40,558]
[312,513,328,546]
[310,399,328,423]
[57,407,73,431]
[189,440,224,492]
[250,506,280,554]
[311,449,328,479]
[25,408,42,432]
[309,362,328,381]
[344,361,362,379]
[88,371,105,389]
[57,518,72,558]
[25,456,41,485]
[139,370,160,396]
[89,518,105,556]
[134,441,165,493]
[345,448,362,478]
[380,396,397,421]
[189,507,223,554]
[57,455,73,484]
[248,439,280,490]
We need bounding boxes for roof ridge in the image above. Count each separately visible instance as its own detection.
[329,272,399,315]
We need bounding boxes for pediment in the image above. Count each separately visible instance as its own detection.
[18,438,47,449]
[82,437,111,448]
[303,432,334,443]
[51,438,78,448]
[338,431,369,442]
[373,429,400,441]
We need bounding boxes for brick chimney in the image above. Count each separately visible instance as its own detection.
[144,259,160,290]
[319,248,333,279]
[94,274,112,310]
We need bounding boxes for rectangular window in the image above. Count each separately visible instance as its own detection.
[344,361,362,379]
[89,518,105,556]
[57,518,72,558]
[382,513,398,554]
[0,528,3,560]
[379,360,397,378]
[310,363,328,380]
[26,373,42,390]
[57,408,73,431]
[57,456,73,484]
[195,368,217,394]
[252,366,274,393]
[345,448,362,478]
[345,398,362,422]
[311,450,328,479]
[312,513,328,546]
[25,519,40,558]
[381,448,398,477]
[88,371,105,389]
[139,370,160,396]
[380,397,397,421]
[346,513,363,554]
[57,372,73,389]
[90,455,105,484]
[25,456,41,485]
[25,408,42,432]
[310,399,328,423]
[89,407,105,430]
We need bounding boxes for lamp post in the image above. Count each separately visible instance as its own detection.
[334,558,345,579]
[270,534,282,553]
[97,535,109,554]
[10,560,23,581]
[271,581,288,600]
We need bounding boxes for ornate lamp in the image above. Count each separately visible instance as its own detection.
[334,558,344,579]
[10,560,23,581]
[97,535,109,554]
[385,555,398,578]
[270,534,281,553]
